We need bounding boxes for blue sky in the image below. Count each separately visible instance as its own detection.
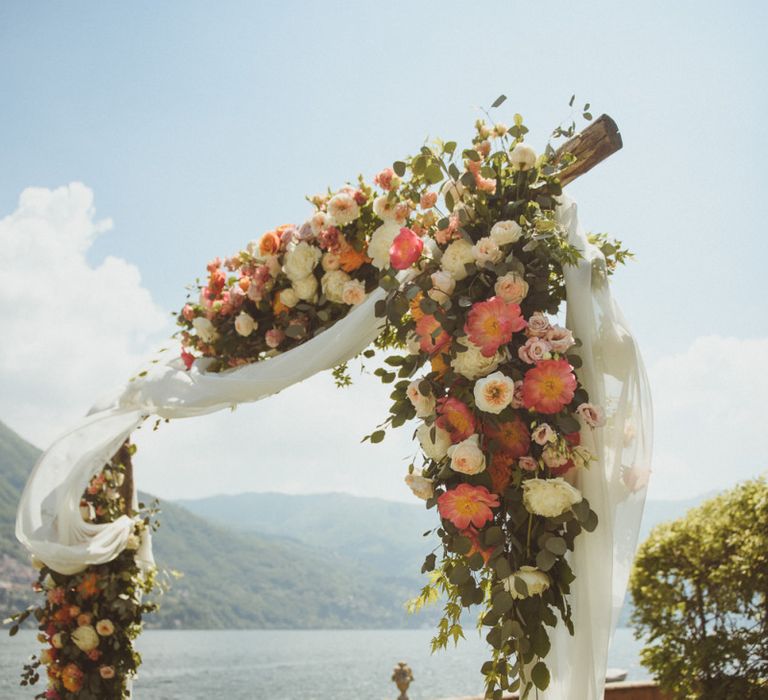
[1,1,766,502]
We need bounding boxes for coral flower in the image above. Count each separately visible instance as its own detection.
[463,527,495,564]
[389,227,424,270]
[258,230,282,256]
[436,397,476,443]
[522,359,577,414]
[465,297,526,357]
[483,417,531,458]
[76,573,100,599]
[438,484,500,530]
[416,314,450,355]
[430,351,450,377]
[338,242,370,272]
[487,452,514,494]
[410,292,425,322]
[61,663,84,693]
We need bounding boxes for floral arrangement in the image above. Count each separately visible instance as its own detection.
[8,444,160,700]
[176,179,396,373]
[360,102,630,698]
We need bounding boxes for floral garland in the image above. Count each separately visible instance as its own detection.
[8,444,160,700]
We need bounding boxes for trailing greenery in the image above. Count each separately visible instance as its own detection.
[630,478,768,699]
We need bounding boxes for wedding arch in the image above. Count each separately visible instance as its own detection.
[11,102,652,700]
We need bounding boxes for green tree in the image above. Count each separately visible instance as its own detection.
[630,478,768,699]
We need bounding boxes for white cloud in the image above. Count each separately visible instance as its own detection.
[647,335,768,500]
[0,183,169,443]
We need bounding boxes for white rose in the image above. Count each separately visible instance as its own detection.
[473,371,515,414]
[372,195,398,222]
[283,241,322,281]
[472,236,503,266]
[490,220,523,246]
[279,287,299,308]
[341,279,366,305]
[428,271,456,305]
[441,239,475,280]
[192,316,218,343]
[327,192,361,226]
[322,269,351,303]
[404,473,434,500]
[510,142,537,171]
[503,566,551,599]
[309,211,330,235]
[406,380,436,417]
[72,625,100,652]
[416,422,452,461]
[495,272,529,304]
[234,311,257,337]
[367,221,401,269]
[292,274,319,301]
[522,478,582,517]
[451,338,508,380]
[447,434,486,475]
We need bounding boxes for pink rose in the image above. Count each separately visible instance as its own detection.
[518,337,552,364]
[518,456,538,472]
[420,191,438,209]
[389,227,424,270]
[547,325,575,353]
[510,380,525,409]
[182,304,195,321]
[526,311,551,337]
[532,423,556,446]
[265,329,285,349]
[577,402,605,428]
[374,167,399,191]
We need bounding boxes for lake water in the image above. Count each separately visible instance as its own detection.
[1,628,647,699]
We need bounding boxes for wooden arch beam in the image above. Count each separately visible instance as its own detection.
[554,114,622,187]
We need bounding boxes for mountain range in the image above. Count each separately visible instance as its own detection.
[0,419,711,630]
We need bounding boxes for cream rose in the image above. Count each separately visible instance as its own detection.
[451,339,508,380]
[416,422,452,461]
[406,380,436,417]
[309,211,330,235]
[367,221,401,269]
[327,192,360,226]
[192,317,218,343]
[279,287,299,308]
[292,274,319,302]
[428,270,456,304]
[490,220,523,246]
[72,625,100,652]
[234,311,257,337]
[473,371,515,414]
[522,478,582,517]
[372,195,399,222]
[321,269,351,303]
[341,279,366,305]
[448,434,486,475]
[494,272,529,304]
[472,236,503,266]
[510,142,537,171]
[441,239,475,280]
[503,566,551,599]
[321,251,341,271]
[283,241,322,281]
[95,619,115,636]
[404,473,434,500]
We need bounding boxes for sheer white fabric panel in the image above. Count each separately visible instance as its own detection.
[543,197,653,699]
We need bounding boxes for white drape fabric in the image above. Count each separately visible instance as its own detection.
[16,197,651,698]
[544,196,653,699]
[16,286,390,575]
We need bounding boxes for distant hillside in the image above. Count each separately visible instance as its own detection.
[0,420,427,629]
[176,491,436,581]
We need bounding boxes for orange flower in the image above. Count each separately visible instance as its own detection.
[272,295,289,316]
[415,314,450,355]
[258,230,281,256]
[61,663,84,693]
[338,241,369,272]
[410,292,425,322]
[438,484,499,530]
[463,528,494,564]
[522,359,577,414]
[487,452,514,494]
[77,572,99,599]
[430,352,450,378]
[483,417,531,458]
[436,398,476,443]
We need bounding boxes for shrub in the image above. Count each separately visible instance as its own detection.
[630,478,767,699]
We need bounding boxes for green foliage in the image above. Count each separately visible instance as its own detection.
[630,478,768,699]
